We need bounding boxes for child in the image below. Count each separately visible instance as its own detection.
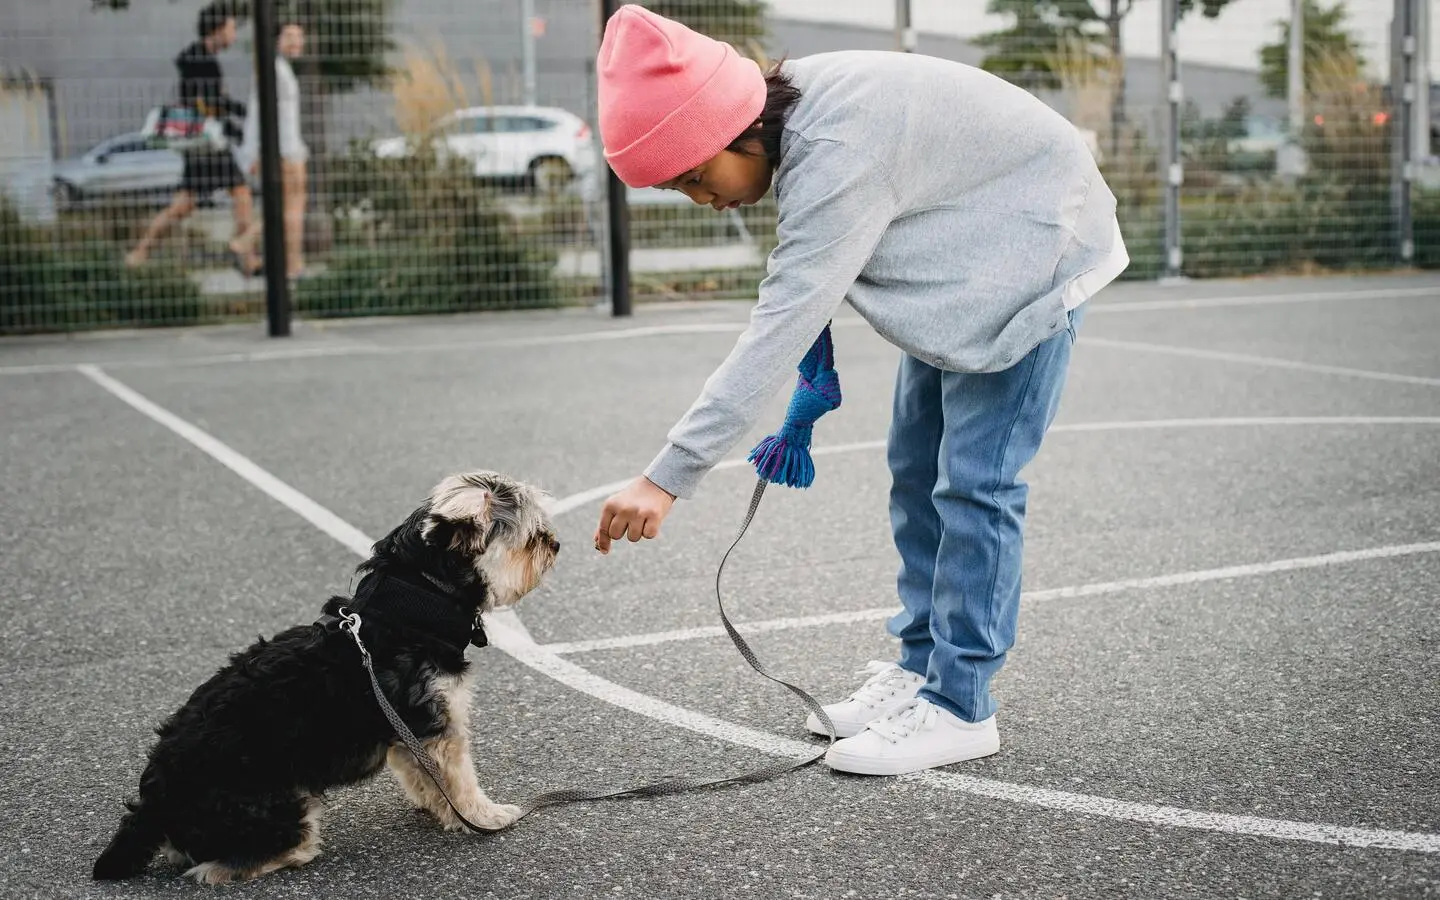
[591,7,1128,776]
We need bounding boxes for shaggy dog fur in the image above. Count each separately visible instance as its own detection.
[92,471,558,884]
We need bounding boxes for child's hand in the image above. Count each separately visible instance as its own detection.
[594,477,675,554]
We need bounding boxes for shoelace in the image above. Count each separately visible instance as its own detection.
[866,698,937,744]
[849,660,919,706]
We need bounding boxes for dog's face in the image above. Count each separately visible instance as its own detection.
[419,471,559,609]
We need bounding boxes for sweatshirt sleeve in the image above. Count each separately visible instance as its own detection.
[643,136,900,499]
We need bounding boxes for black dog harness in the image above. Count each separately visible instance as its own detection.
[318,571,486,653]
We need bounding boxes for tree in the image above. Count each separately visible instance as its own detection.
[643,0,767,51]
[976,0,1238,156]
[1258,0,1365,100]
[972,0,1106,94]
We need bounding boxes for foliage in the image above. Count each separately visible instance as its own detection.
[293,144,557,317]
[89,0,395,95]
[1258,0,1366,100]
[644,0,767,50]
[0,196,205,334]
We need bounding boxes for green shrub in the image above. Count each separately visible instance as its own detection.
[0,196,205,334]
[295,143,558,317]
[1415,190,1440,270]
[1177,181,1399,278]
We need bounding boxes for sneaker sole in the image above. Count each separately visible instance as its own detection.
[823,734,1000,776]
[804,714,866,740]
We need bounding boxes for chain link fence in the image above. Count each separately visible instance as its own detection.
[1,0,1435,334]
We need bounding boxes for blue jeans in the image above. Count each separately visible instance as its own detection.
[885,305,1084,723]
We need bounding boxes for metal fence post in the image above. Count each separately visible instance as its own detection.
[1287,0,1304,139]
[1393,0,1416,266]
[1161,0,1183,281]
[253,0,290,337]
[522,0,538,107]
[895,0,916,53]
[600,0,631,317]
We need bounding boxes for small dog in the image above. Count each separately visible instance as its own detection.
[93,471,559,884]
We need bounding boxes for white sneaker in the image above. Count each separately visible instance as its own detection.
[805,661,926,739]
[823,697,1000,776]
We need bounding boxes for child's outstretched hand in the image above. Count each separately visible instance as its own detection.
[594,476,675,554]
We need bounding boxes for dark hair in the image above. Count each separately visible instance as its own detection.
[275,18,303,39]
[196,3,232,39]
[725,60,801,167]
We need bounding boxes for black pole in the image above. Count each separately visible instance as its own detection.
[253,0,290,336]
[600,0,631,317]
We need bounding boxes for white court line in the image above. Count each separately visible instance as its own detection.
[1085,285,1439,313]
[6,281,1437,377]
[1,322,756,377]
[908,772,1440,854]
[1084,338,1440,387]
[541,540,1440,655]
[77,366,1440,854]
[76,365,376,559]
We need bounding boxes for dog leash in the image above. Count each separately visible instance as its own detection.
[339,477,838,833]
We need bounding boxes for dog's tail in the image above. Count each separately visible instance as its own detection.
[92,801,163,880]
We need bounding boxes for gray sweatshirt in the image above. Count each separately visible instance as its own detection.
[644,50,1121,500]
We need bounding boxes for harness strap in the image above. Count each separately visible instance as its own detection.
[349,571,485,651]
[339,478,837,832]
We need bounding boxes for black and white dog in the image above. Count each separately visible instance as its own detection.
[93,471,560,884]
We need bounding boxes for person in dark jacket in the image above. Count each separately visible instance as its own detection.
[125,4,261,275]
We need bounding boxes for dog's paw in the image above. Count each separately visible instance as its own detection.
[447,803,523,833]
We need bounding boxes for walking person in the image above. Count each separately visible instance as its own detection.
[233,19,310,280]
[124,3,257,274]
[589,7,1129,776]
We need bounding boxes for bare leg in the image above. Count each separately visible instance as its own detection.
[126,191,196,267]
[282,160,307,277]
[227,185,262,275]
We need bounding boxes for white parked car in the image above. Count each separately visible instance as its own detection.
[371,105,596,193]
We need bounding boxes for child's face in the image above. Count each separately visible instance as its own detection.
[658,146,772,211]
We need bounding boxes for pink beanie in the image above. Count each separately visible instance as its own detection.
[597,5,766,188]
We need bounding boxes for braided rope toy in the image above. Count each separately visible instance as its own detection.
[746,323,841,488]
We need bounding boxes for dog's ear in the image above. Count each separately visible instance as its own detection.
[421,476,494,552]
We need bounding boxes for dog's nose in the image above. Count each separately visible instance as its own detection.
[549,537,561,554]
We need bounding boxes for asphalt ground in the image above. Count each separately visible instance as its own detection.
[2,272,1438,899]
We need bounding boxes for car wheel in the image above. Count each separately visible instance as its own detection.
[529,157,574,196]
[52,181,80,211]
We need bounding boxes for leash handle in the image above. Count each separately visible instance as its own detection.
[341,477,837,833]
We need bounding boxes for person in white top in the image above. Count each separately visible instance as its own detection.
[233,20,309,278]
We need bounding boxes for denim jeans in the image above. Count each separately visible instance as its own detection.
[885,304,1085,723]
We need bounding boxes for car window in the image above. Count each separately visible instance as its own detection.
[491,116,552,133]
[98,136,148,156]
